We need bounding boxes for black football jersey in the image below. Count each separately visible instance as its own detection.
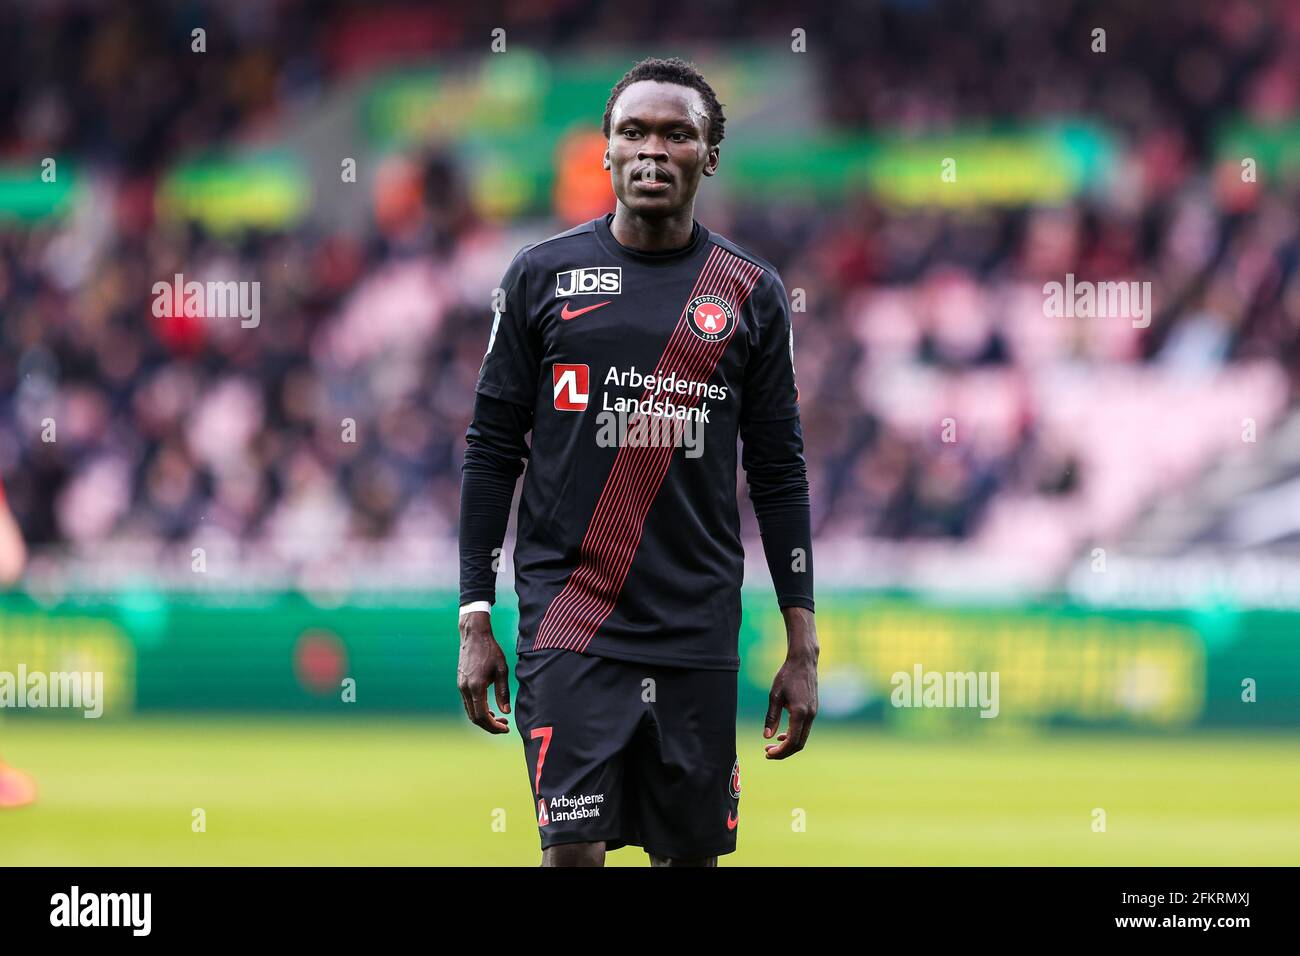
[473,213,807,670]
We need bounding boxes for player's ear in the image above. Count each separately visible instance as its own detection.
[603,147,611,171]
[702,145,720,177]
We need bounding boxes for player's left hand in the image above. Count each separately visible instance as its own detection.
[457,610,512,734]
[764,607,818,759]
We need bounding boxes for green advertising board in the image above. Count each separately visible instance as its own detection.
[360,50,1116,214]
[1,591,1294,730]
[156,151,311,233]
[0,164,81,222]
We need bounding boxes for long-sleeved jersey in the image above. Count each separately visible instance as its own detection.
[460,213,812,670]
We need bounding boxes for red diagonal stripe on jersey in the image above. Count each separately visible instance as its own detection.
[534,248,737,651]
[569,254,765,653]
[532,246,766,653]
[551,254,754,652]
[530,246,727,650]
[539,249,765,653]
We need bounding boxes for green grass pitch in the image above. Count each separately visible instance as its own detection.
[1,719,1296,865]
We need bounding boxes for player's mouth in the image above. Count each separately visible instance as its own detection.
[631,166,673,192]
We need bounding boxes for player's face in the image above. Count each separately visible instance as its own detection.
[604,81,719,218]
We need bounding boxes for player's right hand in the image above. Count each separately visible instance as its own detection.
[457,611,512,734]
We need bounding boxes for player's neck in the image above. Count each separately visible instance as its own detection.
[609,205,696,253]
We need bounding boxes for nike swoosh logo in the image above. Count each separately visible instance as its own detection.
[560,300,611,321]
[726,812,738,830]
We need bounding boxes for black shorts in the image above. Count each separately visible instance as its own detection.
[513,648,741,860]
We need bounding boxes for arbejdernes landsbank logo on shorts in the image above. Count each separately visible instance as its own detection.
[537,791,605,826]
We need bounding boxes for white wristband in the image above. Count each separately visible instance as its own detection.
[459,601,492,618]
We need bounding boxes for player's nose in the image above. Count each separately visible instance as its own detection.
[636,142,669,162]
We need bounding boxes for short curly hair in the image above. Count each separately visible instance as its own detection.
[601,57,726,148]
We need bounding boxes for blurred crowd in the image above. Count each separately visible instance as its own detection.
[1,0,1299,585]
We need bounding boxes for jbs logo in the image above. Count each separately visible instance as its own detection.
[553,364,589,411]
[556,267,621,298]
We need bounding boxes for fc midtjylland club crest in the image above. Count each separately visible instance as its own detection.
[686,294,736,343]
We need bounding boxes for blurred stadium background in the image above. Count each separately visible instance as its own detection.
[1,0,1299,865]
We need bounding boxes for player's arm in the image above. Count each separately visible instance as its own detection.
[737,272,818,760]
[0,481,25,586]
[457,251,538,735]
[458,395,531,733]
